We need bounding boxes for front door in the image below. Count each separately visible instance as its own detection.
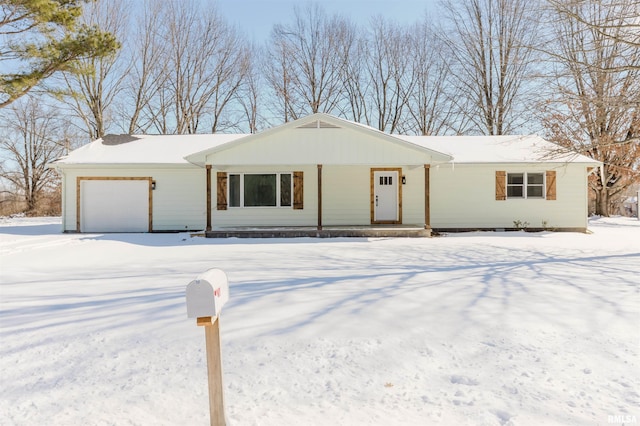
[372,169,400,223]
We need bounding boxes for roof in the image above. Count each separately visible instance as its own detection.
[397,134,600,164]
[185,113,453,166]
[52,133,247,166]
[50,115,601,167]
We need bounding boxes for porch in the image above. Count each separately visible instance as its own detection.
[205,224,431,238]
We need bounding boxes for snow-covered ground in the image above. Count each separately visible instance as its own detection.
[1,216,638,426]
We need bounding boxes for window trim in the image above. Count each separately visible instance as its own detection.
[506,172,545,199]
[228,172,293,208]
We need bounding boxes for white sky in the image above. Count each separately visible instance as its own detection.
[215,0,439,42]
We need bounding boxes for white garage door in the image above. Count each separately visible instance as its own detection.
[80,179,150,232]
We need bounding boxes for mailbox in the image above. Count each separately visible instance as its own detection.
[186,269,229,426]
[186,268,229,319]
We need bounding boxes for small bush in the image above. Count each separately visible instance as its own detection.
[513,220,530,230]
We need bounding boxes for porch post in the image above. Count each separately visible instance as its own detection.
[424,164,431,230]
[317,164,323,230]
[206,165,212,231]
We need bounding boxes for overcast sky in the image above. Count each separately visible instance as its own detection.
[215,0,439,42]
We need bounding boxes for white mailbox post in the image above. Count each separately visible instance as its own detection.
[186,269,229,426]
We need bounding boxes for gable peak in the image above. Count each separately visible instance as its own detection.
[297,119,340,129]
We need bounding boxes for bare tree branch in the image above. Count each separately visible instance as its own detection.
[541,0,640,215]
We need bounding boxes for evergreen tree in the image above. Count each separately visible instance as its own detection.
[1,0,119,108]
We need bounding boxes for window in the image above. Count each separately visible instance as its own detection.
[507,172,544,199]
[507,173,524,198]
[228,173,292,207]
[229,174,240,207]
[280,174,291,206]
[527,173,544,198]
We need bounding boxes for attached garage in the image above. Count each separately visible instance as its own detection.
[50,133,240,233]
[78,178,152,233]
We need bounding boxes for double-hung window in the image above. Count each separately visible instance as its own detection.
[228,173,292,207]
[507,172,544,199]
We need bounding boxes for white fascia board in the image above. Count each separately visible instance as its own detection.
[51,162,201,170]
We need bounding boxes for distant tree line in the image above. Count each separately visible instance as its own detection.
[1,0,638,216]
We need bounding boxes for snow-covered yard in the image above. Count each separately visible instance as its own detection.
[1,216,638,426]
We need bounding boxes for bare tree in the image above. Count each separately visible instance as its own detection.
[547,0,640,51]
[117,0,168,134]
[439,0,540,135]
[159,1,249,134]
[365,17,415,133]
[0,97,66,212]
[403,19,458,135]
[117,1,249,134]
[541,0,640,216]
[339,33,370,125]
[58,0,129,140]
[236,43,263,134]
[265,4,355,121]
[264,34,298,123]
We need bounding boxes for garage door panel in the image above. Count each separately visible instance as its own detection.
[81,179,150,232]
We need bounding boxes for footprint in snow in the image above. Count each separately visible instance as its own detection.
[492,410,514,426]
[450,375,479,386]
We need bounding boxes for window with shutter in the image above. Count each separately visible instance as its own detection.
[216,172,227,210]
[225,173,295,208]
[546,171,556,200]
[293,171,304,209]
[496,171,506,200]
[501,172,547,199]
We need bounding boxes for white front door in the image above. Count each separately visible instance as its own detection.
[373,170,399,222]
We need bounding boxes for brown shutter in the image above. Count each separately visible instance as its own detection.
[495,171,506,200]
[293,171,304,209]
[216,172,227,210]
[546,170,557,200]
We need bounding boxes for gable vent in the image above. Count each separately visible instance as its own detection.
[297,120,340,129]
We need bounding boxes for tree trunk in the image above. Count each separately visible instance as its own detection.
[595,187,610,217]
[26,192,37,213]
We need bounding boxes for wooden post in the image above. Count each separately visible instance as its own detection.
[424,164,431,230]
[317,164,323,231]
[187,270,229,426]
[198,316,226,426]
[206,165,212,232]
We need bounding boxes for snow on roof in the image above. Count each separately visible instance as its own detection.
[51,123,600,167]
[396,134,599,164]
[52,133,247,166]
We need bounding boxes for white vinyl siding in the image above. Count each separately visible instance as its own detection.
[212,166,317,227]
[322,166,371,225]
[431,163,589,229]
[61,166,205,232]
[205,125,444,166]
[211,165,428,228]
